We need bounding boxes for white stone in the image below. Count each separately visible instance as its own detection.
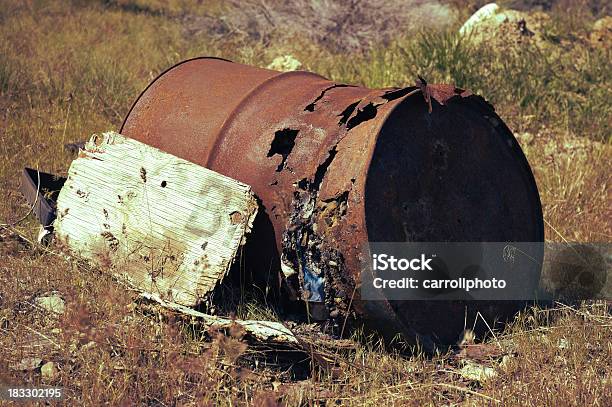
[459,3,500,35]
[35,294,65,315]
[10,357,42,371]
[40,361,58,381]
[267,55,302,72]
[459,361,497,382]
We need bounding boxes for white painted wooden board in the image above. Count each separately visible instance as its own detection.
[54,131,258,307]
[140,293,298,344]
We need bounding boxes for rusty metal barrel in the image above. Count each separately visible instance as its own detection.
[121,57,544,348]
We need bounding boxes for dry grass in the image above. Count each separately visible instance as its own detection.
[1,245,609,405]
[0,0,610,405]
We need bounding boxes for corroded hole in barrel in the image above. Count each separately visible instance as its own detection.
[267,129,299,172]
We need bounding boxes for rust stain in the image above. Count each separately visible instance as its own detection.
[229,211,244,225]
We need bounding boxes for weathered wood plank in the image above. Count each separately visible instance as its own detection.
[139,293,298,344]
[54,131,258,307]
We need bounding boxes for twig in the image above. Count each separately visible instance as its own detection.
[476,311,501,349]
[17,323,62,350]
[340,284,357,338]
[434,383,501,403]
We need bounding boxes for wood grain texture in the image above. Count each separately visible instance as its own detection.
[54,132,258,307]
[139,293,298,344]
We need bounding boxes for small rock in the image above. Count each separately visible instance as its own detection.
[590,16,612,48]
[515,132,535,145]
[459,361,497,382]
[10,357,42,371]
[459,3,501,35]
[593,16,612,32]
[458,3,546,46]
[40,361,58,381]
[35,294,65,315]
[266,55,302,72]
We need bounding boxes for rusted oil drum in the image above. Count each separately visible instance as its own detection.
[121,58,544,348]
